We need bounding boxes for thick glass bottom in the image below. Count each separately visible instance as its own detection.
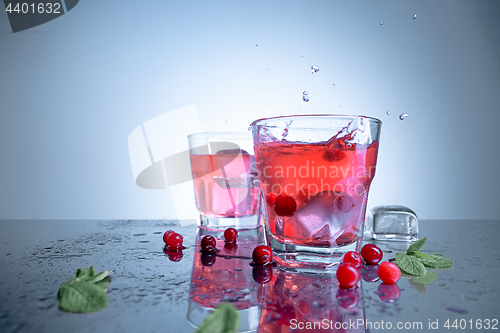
[198,214,261,231]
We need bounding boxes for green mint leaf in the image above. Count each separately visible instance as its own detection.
[395,253,427,276]
[407,236,427,254]
[195,303,240,333]
[414,270,438,284]
[94,277,111,291]
[412,251,428,258]
[427,254,454,268]
[58,282,109,313]
[417,255,440,268]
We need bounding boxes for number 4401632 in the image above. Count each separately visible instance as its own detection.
[444,319,498,330]
[5,3,61,14]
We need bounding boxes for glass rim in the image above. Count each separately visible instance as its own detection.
[250,114,382,128]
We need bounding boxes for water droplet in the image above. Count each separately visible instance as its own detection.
[332,83,336,86]
[412,14,417,19]
[310,65,320,74]
[380,22,384,25]
[399,113,409,120]
[386,111,390,115]
[303,91,308,95]
[255,44,258,46]
[302,94,310,102]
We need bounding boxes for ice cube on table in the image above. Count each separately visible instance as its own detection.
[365,205,418,241]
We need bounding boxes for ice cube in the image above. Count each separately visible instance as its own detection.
[365,205,418,241]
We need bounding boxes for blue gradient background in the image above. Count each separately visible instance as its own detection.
[0,0,499,220]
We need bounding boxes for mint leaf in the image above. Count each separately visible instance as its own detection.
[428,254,453,268]
[195,303,240,333]
[58,267,112,313]
[395,253,427,276]
[407,236,427,254]
[58,282,109,313]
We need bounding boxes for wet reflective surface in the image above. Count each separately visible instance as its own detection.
[0,220,499,332]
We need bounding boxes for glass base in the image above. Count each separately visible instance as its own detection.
[198,214,261,231]
[267,236,362,272]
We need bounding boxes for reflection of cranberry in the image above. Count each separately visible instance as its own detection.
[360,265,380,282]
[377,283,401,303]
[336,288,359,308]
[168,252,183,262]
[223,242,238,254]
[200,253,216,266]
[252,266,273,284]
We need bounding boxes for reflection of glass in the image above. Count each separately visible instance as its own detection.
[187,228,264,332]
[257,268,366,333]
[251,115,381,269]
[188,133,262,230]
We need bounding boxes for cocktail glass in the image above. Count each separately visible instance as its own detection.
[188,132,261,230]
[250,115,381,269]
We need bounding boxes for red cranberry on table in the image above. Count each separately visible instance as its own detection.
[252,245,273,265]
[201,235,216,252]
[163,230,175,245]
[342,251,364,267]
[224,228,238,243]
[360,243,383,265]
[336,262,361,289]
[377,261,401,284]
[168,233,183,250]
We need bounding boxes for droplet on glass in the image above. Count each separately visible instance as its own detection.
[303,91,308,95]
[310,65,320,74]
[412,14,417,19]
[380,22,384,25]
[399,113,409,120]
[386,111,390,115]
[302,94,310,102]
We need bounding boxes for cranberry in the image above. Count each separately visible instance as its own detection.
[163,230,175,245]
[266,193,277,207]
[252,245,273,265]
[252,266,273,284]
[377,262,401,284]
[336,262,361,289]
[322,149,345,162]
[377,283,401,303]
[274,194,296,217]
[223,228,238,243]
[342,251,363,267]
[360,243,383,265]
[200,253,216,266]
[200,235,216,252]
[168,233,183,250]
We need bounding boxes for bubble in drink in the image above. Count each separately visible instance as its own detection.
[310,65,320,74]
[399,113,409,120]
[412,14,417,19]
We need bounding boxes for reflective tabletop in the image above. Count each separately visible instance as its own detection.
[0,220,498,332]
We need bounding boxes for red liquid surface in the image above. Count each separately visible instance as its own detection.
[255,138,379,248]
[190,153,260,217]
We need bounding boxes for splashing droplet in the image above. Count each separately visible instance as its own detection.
[386,111,390,115]
[380,22,384,25]
[310,65,320,74]
[303,91,308,95]
[412,14,417,19]
[332,83,336,86]
[399,113,409,120]
[302,94,310,102]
